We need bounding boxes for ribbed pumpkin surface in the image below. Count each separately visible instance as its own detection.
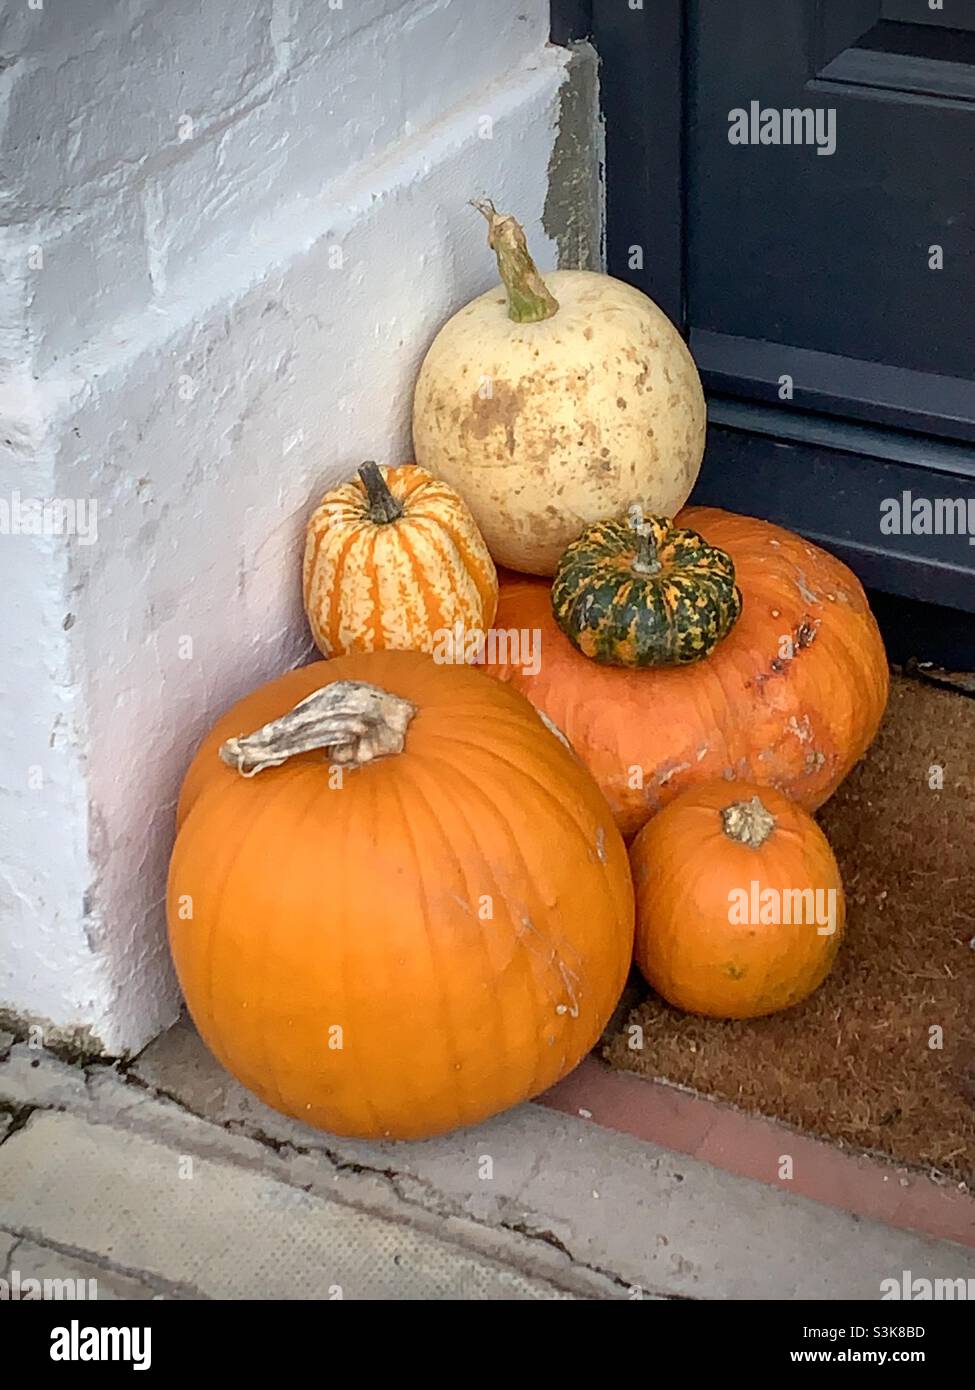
[482,507,889,838]
[631,781,845,1019]
[169,652,633,1140]
[302,464,497,659]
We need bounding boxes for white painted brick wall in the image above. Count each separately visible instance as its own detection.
[1,0,570,1052]
[0,382,106,1043]
[0,1,276,209]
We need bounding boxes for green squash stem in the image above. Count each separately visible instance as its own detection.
[471,199,560,324]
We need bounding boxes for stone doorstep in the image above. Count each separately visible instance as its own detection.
[537,1057,975,1251]
[125,1014,975,1253]
[5,1031,975,1300]
[6,1017,973,1261]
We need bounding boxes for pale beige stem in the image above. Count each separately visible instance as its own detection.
[219,681,416,777]
[627,503,661,577]
[721,795,776,849]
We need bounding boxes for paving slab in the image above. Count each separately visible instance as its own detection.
[0,1228,18,1267]
[0,1110,577,1301]
[2,1236,163,1300]
[0,1044,92,1110]
[0,1045,626,1298]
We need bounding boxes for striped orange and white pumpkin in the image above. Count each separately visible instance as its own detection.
[303,462,498,660]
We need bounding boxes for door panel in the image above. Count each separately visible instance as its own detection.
[882,0,975,30]
[817,15,975,100]
[696,400,975,612]
[816,0,887,67]
[688,0,975,436]
[590,0,975,613]
[690,330,975,439]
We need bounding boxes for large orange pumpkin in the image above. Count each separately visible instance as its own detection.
[168,651,633,1140]
[482,507,889,837]
[631,780,845,1018]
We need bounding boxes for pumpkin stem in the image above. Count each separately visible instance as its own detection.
[358,462,404,524]
[219,681,416,776]
[471,199,559,324]
[721,795,776,849]
[627,504,661,576]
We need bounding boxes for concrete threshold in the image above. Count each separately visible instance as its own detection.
[1,1022,974,1300]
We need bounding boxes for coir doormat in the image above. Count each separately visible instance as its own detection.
[602,671,975,1187]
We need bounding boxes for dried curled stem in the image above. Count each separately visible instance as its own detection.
[470,198,559,324]
[721,795,777,849]
[219,681,416,777]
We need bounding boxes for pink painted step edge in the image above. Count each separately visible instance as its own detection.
[537,1056,975,1250]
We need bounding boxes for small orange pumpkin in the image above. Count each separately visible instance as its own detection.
[303,462,498,660]
[483,506,889,837]
[168,651,633,1140]
[631,780,845,1019]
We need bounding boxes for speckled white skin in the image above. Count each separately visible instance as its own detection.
[412,270,706,575]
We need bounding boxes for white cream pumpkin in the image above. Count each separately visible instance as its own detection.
[412,203,706,576]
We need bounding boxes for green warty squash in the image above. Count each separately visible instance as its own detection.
[551,506,743,667]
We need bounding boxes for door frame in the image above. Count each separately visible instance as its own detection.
[553,0,686,326]
[591,0,686,328]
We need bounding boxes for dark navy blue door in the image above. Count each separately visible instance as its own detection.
[589,0,975,612]
[688,0,975,442]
